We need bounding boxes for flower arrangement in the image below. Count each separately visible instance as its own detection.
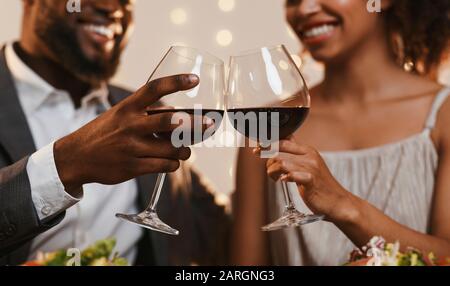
[347,236,450,266]
[22,238,129,266]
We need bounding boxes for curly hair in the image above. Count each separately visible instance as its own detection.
[385,0,450,76]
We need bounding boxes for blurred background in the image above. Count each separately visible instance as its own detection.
[1,0,449,206]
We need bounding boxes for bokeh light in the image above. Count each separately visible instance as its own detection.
[170,8,187,25]
[216,29,233,46]
[291,54,303,68]
[279,60,289,71]
[218,0,235,12]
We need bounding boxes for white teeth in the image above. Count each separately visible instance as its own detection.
[84,24,115,39]
[304,24,335,38]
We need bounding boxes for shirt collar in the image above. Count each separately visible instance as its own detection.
[5,43,110,114]
[5,43,55,114]
[81,83,111,110]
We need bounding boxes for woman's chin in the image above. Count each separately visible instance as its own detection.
[304,44,346,65]
[308,51,340,64]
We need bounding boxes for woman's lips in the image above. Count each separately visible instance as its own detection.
[298,21,340,45]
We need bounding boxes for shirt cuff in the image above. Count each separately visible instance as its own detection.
[27,142,82,222]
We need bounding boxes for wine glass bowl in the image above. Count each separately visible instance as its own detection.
[116,46,225,235]
[227,45,324,231]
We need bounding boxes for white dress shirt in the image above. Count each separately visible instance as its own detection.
[5,44,142,263]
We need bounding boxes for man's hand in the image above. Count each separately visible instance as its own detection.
[54,74,199,195]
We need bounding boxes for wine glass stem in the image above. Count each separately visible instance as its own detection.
[146,173,167,212]
[281,181,296,211]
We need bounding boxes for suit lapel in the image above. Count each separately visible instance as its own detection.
[0,46,37,265]
[0,47,37,162]
[109,86,170,266]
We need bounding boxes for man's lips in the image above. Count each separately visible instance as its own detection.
[78,19,124,47]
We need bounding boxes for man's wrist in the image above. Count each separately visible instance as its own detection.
[54,136,85,195]
[28,143,83,220]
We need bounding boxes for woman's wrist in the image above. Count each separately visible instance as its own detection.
[328,189,365,227]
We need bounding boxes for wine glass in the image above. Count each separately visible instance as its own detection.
[116,46,225,235]
[227,45,324,231]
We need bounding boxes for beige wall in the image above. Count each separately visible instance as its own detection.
[1,1,449,203]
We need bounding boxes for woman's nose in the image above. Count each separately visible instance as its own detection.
[296,0,322,16]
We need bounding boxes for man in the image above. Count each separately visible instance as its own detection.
[0,0,229,265]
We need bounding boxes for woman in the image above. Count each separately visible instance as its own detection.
[231,0,450,265]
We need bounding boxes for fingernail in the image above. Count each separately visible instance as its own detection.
[189,74,199,83]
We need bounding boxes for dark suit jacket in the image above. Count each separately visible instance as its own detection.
[0,46,230,266]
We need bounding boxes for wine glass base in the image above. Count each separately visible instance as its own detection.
[261,208,324,232]
[116,211,180,236]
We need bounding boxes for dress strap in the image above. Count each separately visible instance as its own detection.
[424,87,450,131]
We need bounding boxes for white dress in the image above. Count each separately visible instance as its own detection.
[267,87,450,266]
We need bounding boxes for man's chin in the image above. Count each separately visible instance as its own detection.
[67,50,121,85]
[82,46,115,65]
[74,47,122,85]
[72,65,118,86]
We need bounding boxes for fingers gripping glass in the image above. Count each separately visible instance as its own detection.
[116,46,225,235]
[227,45,324,231]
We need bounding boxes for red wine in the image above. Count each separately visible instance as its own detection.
[147,109,224,146]
[227,107,309,141]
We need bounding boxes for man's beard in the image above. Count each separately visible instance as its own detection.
[34,5,122,85]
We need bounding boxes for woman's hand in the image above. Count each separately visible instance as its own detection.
[260,138,360,222]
